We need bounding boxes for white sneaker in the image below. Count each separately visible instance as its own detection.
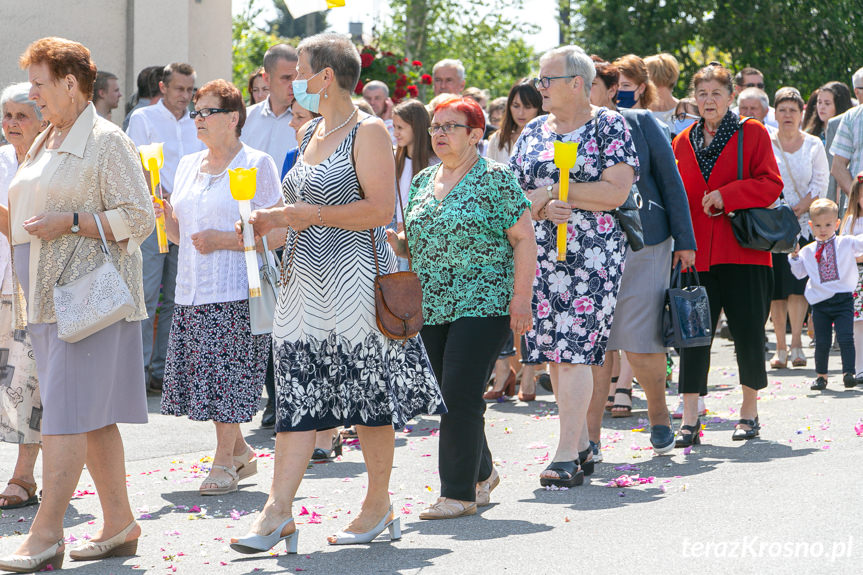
[673,395,707,418]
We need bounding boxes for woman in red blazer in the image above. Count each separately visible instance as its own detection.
[671,63,783,446]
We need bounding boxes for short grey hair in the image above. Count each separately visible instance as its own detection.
[0,82,42,122]
[263,43,298,74]
[363,80,389,97]
[738,87,769,111]
[297,33,361,93]
[539,45,596,98]
[853,66,863,89]
[432,59,466,82]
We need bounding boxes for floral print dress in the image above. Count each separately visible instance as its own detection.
[510,110,639,365]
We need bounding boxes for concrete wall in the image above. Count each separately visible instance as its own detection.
[0,0,231,125]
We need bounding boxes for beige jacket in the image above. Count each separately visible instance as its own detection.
[9,103,155,326]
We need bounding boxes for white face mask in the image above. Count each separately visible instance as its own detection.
[672,117,697,135]
[292,70,325,113]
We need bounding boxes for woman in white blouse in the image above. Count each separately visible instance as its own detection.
[159,80,285,495]
[769,87,829,369]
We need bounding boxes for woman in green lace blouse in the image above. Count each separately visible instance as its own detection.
[387,96,535,520]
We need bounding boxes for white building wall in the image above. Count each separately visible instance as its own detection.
[0,0,231,126]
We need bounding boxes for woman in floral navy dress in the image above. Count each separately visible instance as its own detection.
[510,46,638,487]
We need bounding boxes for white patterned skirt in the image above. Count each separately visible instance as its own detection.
[0,296,41,444]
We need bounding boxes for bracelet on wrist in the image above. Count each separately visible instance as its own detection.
[317,205,325,226]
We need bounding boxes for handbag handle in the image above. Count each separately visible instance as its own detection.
[349,120,412,277]
[670,260,702,289]
[55,215,111,286]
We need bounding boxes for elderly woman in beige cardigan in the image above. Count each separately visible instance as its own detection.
[0,37,154,573]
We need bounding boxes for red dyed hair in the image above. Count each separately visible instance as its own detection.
[433,96,485,133]
[194,79,246,137]
[19,37,97,99]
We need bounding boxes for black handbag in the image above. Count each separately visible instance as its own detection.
[726,118,800,253]
[614,185,645,252]
[592,112,645,251]
[662,262,712,348]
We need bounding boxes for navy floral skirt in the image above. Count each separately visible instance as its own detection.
[523,212,626,366]
[162,300,268,423]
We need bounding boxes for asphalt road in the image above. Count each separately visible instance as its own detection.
[1,331,862,574]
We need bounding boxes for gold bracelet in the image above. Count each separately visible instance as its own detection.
[317,205,324,226]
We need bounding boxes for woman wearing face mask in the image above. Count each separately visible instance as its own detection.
[586,60,696,459]
[613,54,658,113]
[230,33,444,555]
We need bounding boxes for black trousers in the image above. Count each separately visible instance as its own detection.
[679,264,772,394]
[421,316,510,502]
[812,292,855,375]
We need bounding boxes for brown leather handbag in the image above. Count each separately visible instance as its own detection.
[353,125,424,341]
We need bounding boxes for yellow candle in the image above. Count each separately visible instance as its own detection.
[138,143,169,254]
[229,168,261,298]
[553,141,579,261]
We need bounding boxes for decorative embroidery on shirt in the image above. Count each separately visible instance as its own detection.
[816,237,840,283]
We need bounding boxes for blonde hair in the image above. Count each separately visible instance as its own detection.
[810,198,839,219]
[645,53,680,89]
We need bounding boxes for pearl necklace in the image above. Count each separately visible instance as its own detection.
[319,107,358,139]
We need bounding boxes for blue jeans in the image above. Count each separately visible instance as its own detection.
[140,231,178,380]
[812,292,855,375]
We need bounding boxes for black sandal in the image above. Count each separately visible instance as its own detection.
[732,417,760,441]
[311,434,343,460]
[675,417,701,448]
[539,460,584,488]
[605,377,619,412]
[577,447,595,476]
[611,387,632,418]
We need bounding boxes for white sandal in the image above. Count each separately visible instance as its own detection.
[199,464,239,496]
[232,447,258,480]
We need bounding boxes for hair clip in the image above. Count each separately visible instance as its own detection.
[858,175,863,183]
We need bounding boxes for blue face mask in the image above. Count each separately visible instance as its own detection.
[672,117,697,135]
[292,70,325,113]
[617,90,637,109]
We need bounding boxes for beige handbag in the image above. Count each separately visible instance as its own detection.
[52,216,135,343]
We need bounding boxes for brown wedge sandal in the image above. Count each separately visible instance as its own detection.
[0,478,38,510]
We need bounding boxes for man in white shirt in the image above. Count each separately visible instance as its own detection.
[93,71,121,120]
[831,66,863,204]
[432,58,466,97]
[241,44,298,167]
[362,80,395,143]
[126,62,203,393]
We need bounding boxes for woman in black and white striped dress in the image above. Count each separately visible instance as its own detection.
[229,33,444,556]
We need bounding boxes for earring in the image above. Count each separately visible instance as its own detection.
[324,90,328,99]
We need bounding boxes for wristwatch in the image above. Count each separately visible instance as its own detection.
[70,212,80,234]
[546,185,554,200]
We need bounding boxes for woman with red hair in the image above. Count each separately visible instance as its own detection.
[388,96,535,519]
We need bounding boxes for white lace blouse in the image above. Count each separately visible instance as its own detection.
[171,144,282,306]
[771,132,829,239]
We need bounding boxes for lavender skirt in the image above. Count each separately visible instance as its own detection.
[14,243,147,435]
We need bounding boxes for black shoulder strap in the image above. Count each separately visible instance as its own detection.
[737,117,750,181]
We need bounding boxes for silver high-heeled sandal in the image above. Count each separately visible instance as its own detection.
[327,506,401,545]
[230,517,298,554]
[0,539,64,573]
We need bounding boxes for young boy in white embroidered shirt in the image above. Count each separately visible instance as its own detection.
[789,198,863,390]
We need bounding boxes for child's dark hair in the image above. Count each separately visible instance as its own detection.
[841,171,863,234]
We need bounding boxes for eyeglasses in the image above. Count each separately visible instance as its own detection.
[428,123,471,135]
[532,75,578,90]
[743,82,765,89]
[673,112,700,122]
[190,108,231,119]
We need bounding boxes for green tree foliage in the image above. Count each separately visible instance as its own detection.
[267,1,328,38]
[382,0,538,98]
[232,1,293,101]
[570,0,863,98]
